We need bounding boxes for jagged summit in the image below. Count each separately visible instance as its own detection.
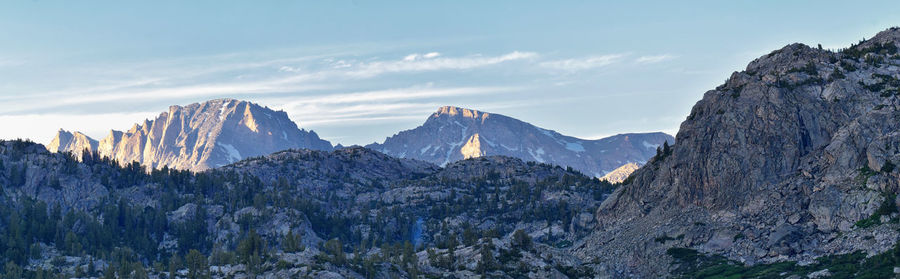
[367,106,673,176]
[49,98,332,171]
[47,129,98,159]
[431,106,491,121]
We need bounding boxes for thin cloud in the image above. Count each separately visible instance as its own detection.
[1,48,542,145]
[635,54,675,64]
[280,85,516,106]
[347,51,537,78]
[268,85,517,129]
[540,54,625,71]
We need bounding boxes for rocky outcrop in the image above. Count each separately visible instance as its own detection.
[367,106,673,177]
[49,98,332,171]
[47,129,98,159]
[600,162,641,183]
[578,27,900,277]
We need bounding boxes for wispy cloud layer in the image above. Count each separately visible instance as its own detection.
[271,85,516,127]
[346,51,536,77]
[2,46,680,145]
[635,54,675,64]
[539,54,625,71]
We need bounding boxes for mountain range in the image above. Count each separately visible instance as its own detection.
[9,26,900,279]
[48,100,671,176]
[47,98,332,171]
[366,106,673,178]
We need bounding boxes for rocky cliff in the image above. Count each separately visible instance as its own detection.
[48,98,332,171]
[367,106,673,177]
[578,27,900,277]
[46,129,98,160]
[600,162,641,183]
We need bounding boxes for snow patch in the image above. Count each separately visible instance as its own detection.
[219,143,242,163]
[541,128,585,153]
[539,128,555,138]
[500,144,518,151]
[565,141,585,152]
[430,146,441,156]
[527,147,546,163]
[441,123,469,167]
[282,131,288,141]
[218,104,227,121]
[420,144,432,154]
[481,137,497,148]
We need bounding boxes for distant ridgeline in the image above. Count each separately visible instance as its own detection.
[367,106,673,178]
[0,138,616,278]
[47,98,332,172]
[47,100,670,182]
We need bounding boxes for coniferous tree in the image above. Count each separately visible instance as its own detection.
[477,239,497,275]
[237,230,265,275]
[186,249,208,279]
[511,229,533,251]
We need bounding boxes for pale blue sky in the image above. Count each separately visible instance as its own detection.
[1,1,898,145]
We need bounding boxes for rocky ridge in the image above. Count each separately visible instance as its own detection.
[367,106,673,178]
[578,27,900,277]
[48,98,332,171]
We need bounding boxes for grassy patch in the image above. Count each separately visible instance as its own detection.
[855,193,898,229]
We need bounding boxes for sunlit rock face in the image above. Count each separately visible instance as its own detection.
[47,129,98,159]
[579,27,900,277]
[367,105,673,177]
[600,162,641,183]
[48,98,332,171]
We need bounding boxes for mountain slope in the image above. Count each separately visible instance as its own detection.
[0,139,614,278]
[366,106,673,177]
[578,27,900,277]
[48,98,332,171]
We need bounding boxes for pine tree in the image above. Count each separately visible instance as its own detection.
[186,249,208,279]
[477,239,497,275]
[237,230,265,274]
[511,229,532,251]
[2,262,22,279]
[168,254,181,279]
[283,229,303,253]
[323,238,345,266]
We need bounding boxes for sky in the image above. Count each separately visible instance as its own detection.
[1,1,899,146]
